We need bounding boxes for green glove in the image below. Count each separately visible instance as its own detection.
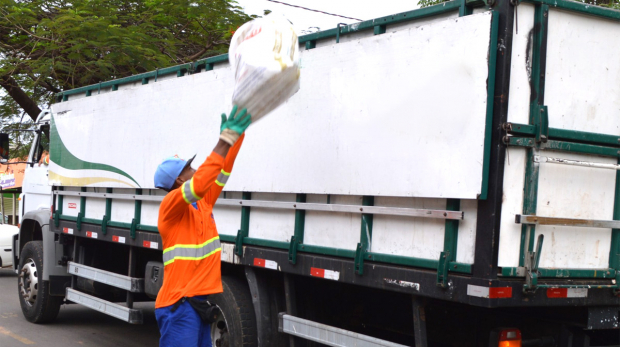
[220,112,227,133]
[220,105,252,145]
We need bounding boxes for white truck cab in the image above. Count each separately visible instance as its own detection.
[20,111,52,216]
[11,110,68,323]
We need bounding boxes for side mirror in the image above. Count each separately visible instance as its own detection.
[0,133,8,163]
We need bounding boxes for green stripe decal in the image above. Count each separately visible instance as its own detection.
[50,114,140,187]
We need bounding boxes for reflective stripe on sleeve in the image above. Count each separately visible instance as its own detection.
[162,237,221,266]
[181,178,202,204]
[215,169,230,187]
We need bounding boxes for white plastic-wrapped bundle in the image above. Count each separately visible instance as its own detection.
[229,14,300,123]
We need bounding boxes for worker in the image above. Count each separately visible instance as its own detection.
[153,106,252,347]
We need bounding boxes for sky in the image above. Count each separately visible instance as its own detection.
[234,0,421,34]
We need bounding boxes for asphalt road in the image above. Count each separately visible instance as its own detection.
[0,268,160,346]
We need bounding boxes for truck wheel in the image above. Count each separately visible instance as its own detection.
[17,241,62,323]
[209,275,257,347]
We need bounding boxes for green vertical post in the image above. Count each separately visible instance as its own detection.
[479,12,500,200]
[355,196,374,275]
[359,196,374,249]
[443,199,460,261]
[519,4,548,266]
[519,153,540,266]
[438,199,460,287]
[130,189,142,240]
[54,187,64,227]
[235,192,252,257]
[76,187,86,231]
[101,188,112,235]
[289,194,306,264]
[459,0,473,16]
[610,158,620,279]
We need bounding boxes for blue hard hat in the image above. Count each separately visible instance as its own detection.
[154,155,195,190]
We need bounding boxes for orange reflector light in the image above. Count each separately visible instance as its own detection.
[498,328,522,347]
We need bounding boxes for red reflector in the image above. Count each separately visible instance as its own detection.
[310,267,325,278]
[546,288,588,298]
[143,241,159,249]
[547,288,568,298]
[489,287,513,299]
[310,267,340,280]
[253,258,265,267]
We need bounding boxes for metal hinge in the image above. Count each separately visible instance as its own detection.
[523,233,544,293]
[53,210,60,228]
[436,251,450,288]
[234,229,245,257]
[101,215,109,235]
[354,242,366,275]
[130,218,138,240]
[288,236,299,264]
[535,105,549,143]
[76,212,84,231]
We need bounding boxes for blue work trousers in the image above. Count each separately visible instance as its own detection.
[156,296,212,347]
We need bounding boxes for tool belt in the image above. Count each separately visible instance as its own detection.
[170,296,220,324]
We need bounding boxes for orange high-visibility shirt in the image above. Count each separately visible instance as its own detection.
[155,135,244,309]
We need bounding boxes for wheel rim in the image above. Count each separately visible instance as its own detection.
[211,305,229,347]
[19,259,38,307]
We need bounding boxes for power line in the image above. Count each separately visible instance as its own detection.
[266,0,363,21]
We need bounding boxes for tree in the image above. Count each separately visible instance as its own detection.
[0,0,255,158]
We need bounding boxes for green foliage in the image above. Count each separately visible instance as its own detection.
[0,0,255,158]
[601,0,620,9]
[417,0,451,8]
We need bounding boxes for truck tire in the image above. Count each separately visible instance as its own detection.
[209,275,258,347]
[17,241,62,323]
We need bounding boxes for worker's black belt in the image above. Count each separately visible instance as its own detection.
[170,296,220,324]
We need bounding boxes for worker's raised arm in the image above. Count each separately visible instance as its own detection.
[205,134,245,205]
[177,106,251,208]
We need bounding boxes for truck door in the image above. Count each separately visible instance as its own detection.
[499,2,620,294]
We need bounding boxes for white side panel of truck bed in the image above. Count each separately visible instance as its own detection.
[545,10,620,135]
[535,151,614,268]
[372,197,477,263]
[50,12,494,199]
[505,3,535,126]
[498,6,618,269]
[210,192,479,263]
[498,3,534,268]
